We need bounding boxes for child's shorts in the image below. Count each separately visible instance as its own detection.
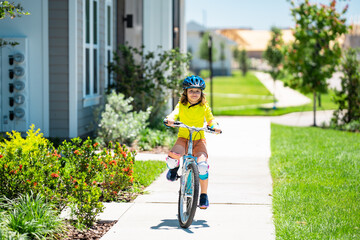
[170,137,208,159]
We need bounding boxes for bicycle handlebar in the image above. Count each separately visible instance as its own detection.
[163,120,222,134]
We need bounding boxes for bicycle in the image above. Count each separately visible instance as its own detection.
[163,120,221,228]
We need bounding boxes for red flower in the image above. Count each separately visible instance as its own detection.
[121,151,127,158]
[130,177,134,183]
[19,164,23,170]
[92,180,97,185]
[93,142,99,147]
[26,179,31,183]
[0,155,3,158]
[113,191,117,195]
[110,181,114,185]
[51,173,59,178]
[74,150,81,155]
[109,160,117,166]
[33,182,37,187]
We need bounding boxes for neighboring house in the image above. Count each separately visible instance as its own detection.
[217,28,294,59]
[187,21,236,76]
[0,0,186,138]
[343,21,360,49]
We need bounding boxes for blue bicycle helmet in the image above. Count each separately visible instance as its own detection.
[182,75,206,90]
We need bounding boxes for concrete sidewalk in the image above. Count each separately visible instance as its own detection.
[254,71,311,108]
[100,116,274,240]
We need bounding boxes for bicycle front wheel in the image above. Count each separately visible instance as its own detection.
[178,161,199,228]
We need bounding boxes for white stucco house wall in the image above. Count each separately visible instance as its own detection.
[187,21,236,76]
[0,0,186,138]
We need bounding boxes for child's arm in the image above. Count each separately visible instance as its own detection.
[205,103,222,133]
[165,103,180,127]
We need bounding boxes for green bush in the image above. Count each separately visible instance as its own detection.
[332,48,360,127]
[0,125,61,200]
[137,128,177,151]
[0,192,64,240]
[96,92,151,146]
[108,44,191,128]
[0,126,136,227]
[199,69,210,79]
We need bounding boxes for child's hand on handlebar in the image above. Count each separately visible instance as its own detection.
[164,118,175,127]
[214,127,222,134]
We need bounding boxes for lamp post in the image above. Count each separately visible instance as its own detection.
[208,34,213,110]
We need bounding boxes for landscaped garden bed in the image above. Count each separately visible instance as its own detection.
[0,126,166,239]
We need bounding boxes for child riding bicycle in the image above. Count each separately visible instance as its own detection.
[164,75,221,209]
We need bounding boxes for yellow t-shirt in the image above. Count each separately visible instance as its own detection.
[166,101,216,140]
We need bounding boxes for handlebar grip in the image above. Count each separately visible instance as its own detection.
[207,126,222,134]
[163,119,181,126]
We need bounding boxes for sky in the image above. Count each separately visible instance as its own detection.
[185,0,360,30]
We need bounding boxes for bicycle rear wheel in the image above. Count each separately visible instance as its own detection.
[178,161,199,228]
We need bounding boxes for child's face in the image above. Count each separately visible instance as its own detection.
[187,88,202,104]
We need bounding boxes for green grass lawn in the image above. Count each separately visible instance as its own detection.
[133,160,166,188]
[205,70,337,116]
[270,124,360,239]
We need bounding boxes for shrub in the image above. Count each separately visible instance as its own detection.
[137,128,177,151]
[199,69,210,79]
[108,44,191,128]
[96,92,151,146]
[58,138,135,226]
[0,192,64,239]
[332,48,360,127]
[0,125,61,200]
[0,126,136,227]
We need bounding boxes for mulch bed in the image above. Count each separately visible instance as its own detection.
[58,221,118,240]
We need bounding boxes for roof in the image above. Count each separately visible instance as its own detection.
[187,21,207,32]
[217,29,295,51]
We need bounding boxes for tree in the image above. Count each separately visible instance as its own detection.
[239,49,248,76]
[332,48,360,125]
[263,26,284,109]
[199,31,217,62]
[284,0,348,126]
[233,48,249,76]
[220,41,226,75]
[0,1,29,19]
[0,2,29,47]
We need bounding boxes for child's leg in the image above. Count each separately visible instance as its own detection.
[166,138,186,169]
[166,138,186,181]
[193,139,209,194]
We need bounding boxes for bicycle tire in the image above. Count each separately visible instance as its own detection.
[178,161,199,228]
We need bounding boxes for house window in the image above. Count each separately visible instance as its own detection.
[105,0,114,90]
[84,0,99,104]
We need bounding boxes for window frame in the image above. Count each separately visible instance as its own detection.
[105,0,114,90]
[83,0,100,107]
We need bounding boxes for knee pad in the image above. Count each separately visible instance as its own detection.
[198,161,209,180]
[166,156,179,169]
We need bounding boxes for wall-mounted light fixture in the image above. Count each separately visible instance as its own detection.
[123,14,133,28]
